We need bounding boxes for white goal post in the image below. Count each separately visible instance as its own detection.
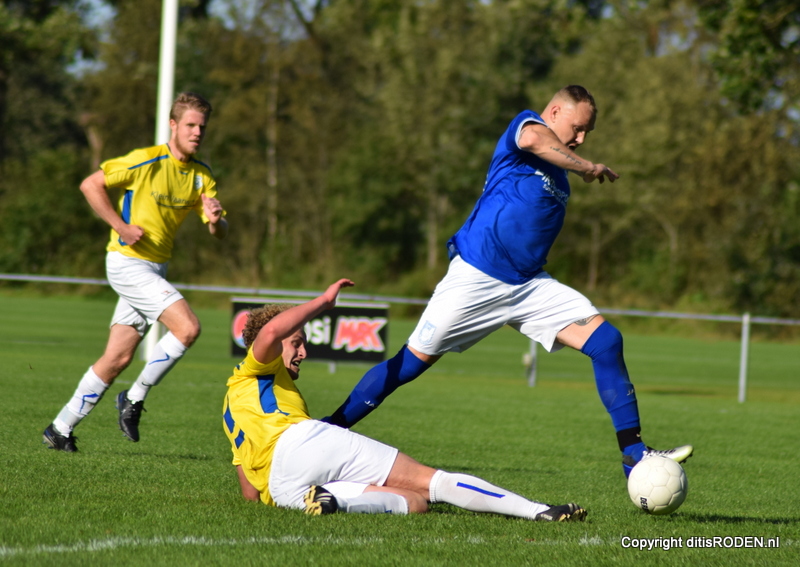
[141,0,180,362]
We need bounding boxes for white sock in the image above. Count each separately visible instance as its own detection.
[128,332,187,402]
[335,492,409,515]
[429,470,549,519]
[55,366,110,435]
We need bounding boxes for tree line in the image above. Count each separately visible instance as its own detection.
[1,0,798,319]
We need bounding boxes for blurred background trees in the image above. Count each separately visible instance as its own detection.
[1,0,798,317]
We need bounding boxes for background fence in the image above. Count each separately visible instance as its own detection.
[3,273,798,403]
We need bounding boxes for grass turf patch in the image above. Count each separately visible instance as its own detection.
[1,293,798,566]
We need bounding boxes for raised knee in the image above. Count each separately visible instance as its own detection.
[186,322,201,345]
[175,322,201,347]
[581,321,623,357]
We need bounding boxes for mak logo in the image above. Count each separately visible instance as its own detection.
[332,316,387,353]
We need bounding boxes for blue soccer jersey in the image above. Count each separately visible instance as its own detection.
[449,110,570,285]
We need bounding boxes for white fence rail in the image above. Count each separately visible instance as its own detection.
[3,273,799,402]
[525,307,800,402]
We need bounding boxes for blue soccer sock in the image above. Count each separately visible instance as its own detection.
[580,322,643,453]
[323,345,430,427]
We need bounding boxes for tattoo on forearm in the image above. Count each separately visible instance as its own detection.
[574,315,598,326]
[549,146,583,166]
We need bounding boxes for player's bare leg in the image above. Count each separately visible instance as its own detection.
[118,300,201,441]
[45,324,141,449]
[92,323,144,383]
[405,346,441,365]
[157,299,201,347]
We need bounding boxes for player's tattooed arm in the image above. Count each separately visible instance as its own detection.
[518,123,595,177]
[573,315,598,326]
[548,145,588,175]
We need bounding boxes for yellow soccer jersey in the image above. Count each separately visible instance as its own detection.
[102,143,220,263]
[222,347,310,506]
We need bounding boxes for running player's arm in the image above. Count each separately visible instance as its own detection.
[517,122,618,184]
[79,170,145,245]
[251,279,355,363]
[201,193,228,239]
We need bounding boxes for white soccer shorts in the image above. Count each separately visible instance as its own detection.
[269,420,399,510]
[407,254,599,355]
[106,251,183,336]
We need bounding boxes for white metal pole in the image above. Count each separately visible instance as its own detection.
[143,0,178,361]
[155,0,178,145]
[738,312,751,403]
[526,340,538,387]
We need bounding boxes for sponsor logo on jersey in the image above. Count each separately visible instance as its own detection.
[151,190,193,208]
[536,170,569,206]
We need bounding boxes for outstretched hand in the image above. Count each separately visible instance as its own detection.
[583,163,619,184]
[321,279,355,309]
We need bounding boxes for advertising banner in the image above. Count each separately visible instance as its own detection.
[231,298,389,363]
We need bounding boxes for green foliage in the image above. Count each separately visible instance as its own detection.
[80,0,164,157]
[0,148,106,276]
[0,0,91,160]
[1,0,799,318]
[537,5,800,316]
[0,1,98,276]
[697,0,800,113]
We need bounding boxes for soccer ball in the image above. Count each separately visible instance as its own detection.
[627,455,688,515]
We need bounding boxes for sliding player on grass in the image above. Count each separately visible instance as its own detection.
[323,86,693,478]
[222,279,586,521]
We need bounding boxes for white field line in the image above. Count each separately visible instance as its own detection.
[0,535,384,558]
[0,534,609,557]
[2,535,793,557]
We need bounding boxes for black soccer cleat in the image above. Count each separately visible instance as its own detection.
[534,503,587,522]
[303,485,338,516]
[116,390,146,442]
[42,423,78,453]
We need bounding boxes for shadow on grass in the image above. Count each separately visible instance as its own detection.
[115,451,215,461]
[681,512,800,525]
[643,388,722,397]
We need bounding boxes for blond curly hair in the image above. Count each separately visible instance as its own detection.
[241,304,294,349]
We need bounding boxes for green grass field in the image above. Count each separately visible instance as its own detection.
[1,292,798,566]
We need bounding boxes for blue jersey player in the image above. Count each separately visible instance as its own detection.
[324,86,693,478]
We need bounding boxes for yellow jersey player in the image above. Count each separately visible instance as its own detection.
[43,92,228,452]
[223,279,586,521]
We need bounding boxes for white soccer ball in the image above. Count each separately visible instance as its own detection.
[627,455,688,515]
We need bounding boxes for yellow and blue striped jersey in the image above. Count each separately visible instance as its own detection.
[222,348,310,506]
[101,143,219,263]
